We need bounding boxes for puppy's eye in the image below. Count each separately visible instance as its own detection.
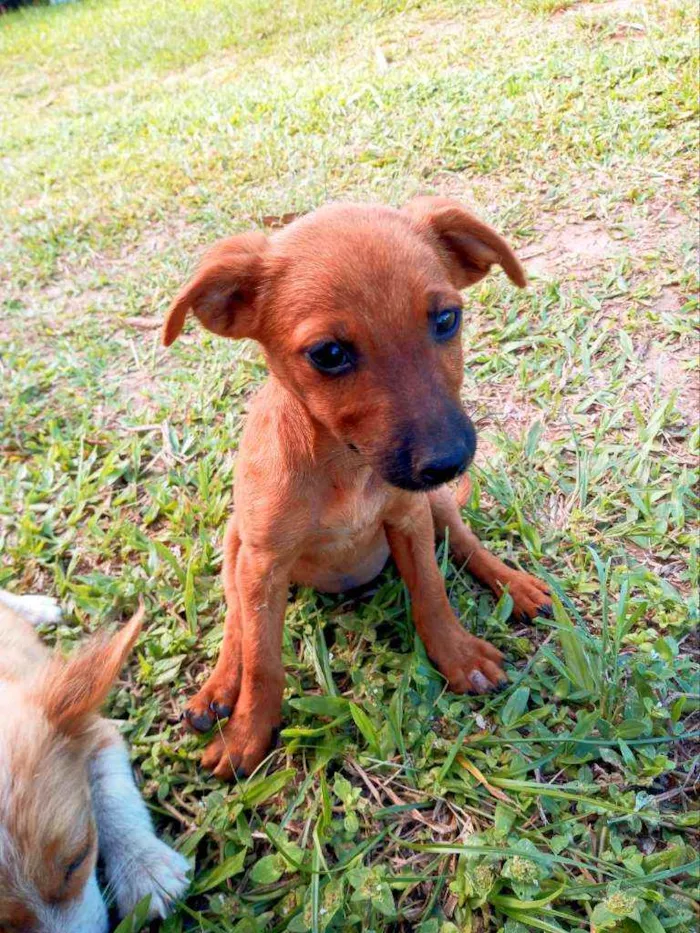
[64,844,90,882]
[431,307,462,342]
[65,853,86,879]
[306,341,355,375]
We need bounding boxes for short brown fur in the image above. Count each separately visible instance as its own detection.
[164,198,552,778]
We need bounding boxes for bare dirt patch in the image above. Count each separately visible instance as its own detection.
[561,0,645,17]
[375,10,477,63]
[624,209,693,268]
[132,211,198,259]
[427,171,515,218]
[465,378,555,469]
[522,221,616,276]
[559,0,691,40]
[522,195,693,278]
[634,343,699,424]
[559,0,650,35]
[653,287,685,314]
[104,361,174,422]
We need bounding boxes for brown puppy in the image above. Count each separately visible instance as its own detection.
[164,197,552,779]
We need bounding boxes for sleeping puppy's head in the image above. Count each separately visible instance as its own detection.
[0,610,142,933]
[163,196,526,491]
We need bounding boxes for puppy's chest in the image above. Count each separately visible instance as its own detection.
[315,470,390,541]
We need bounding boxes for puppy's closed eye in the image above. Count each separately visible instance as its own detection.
[65,844,91,880]
[46,836,96,906]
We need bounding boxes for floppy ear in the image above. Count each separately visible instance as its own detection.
[38,604,144,737]
[403,196,527,289]
[163,231,268,347]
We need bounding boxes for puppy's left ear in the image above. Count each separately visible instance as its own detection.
[38,604,144,737]
[403,196,527,289]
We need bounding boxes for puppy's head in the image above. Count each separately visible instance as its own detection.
[0,609,143,933]
[164,197,526,490]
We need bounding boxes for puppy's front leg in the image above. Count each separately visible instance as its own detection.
[184,519,243,732]
[201,544,289,779]
[429,485,551,621]
[385,497,507,694]
[90,724,190,920]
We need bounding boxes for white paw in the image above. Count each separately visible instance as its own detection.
[0,591,63,627]
[112,837,190,921]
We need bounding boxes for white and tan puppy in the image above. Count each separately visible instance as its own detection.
[0,590,189,933]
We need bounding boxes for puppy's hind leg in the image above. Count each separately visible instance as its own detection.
[0,588,63,627]
[90,722,190,921]
[183,518,243,733]
[429,479,551,621]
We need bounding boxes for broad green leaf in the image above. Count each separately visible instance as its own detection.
[192,849,246,894]
[552,596,597,693]
[501,686,531,726]
[184,552,197,634]
[250,853,284,885]
[491,884,566,910]
[350,702,380,755]
[242,768,296,807]
[289,695,350,716]
[638,909,666,933]
[333,774,354,803]
[113,896,152,933]
[494,802,518,838]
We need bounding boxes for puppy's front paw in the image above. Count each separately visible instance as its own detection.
[506,571,551,622]
[12,593,63,627]
[112,837,190,921]
[183,670,240,734]
[433,631,507,695]
[200,709,280,781]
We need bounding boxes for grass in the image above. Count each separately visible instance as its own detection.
[1,0,698,930]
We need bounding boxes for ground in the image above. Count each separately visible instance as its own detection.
[0,0,698,930]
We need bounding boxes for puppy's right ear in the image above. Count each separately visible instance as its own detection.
[403,196,527,290]
[163,232,268,347]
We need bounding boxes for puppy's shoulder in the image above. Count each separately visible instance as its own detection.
[239,382,316,477]
[234,383,317,546]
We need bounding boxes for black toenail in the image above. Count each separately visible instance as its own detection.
[495,681,508,693]
[210,702,232,718]
[538,604,553,618]
[235,768,248,780]
[270,726,281,748]
[187,711,214,733]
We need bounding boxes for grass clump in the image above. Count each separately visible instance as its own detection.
[1,0,698,929]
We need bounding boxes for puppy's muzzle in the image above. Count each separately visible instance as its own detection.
[381,408,477,492]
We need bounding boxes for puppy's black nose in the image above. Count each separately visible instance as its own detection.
[417,450,469,487]
[382,409,477,492]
